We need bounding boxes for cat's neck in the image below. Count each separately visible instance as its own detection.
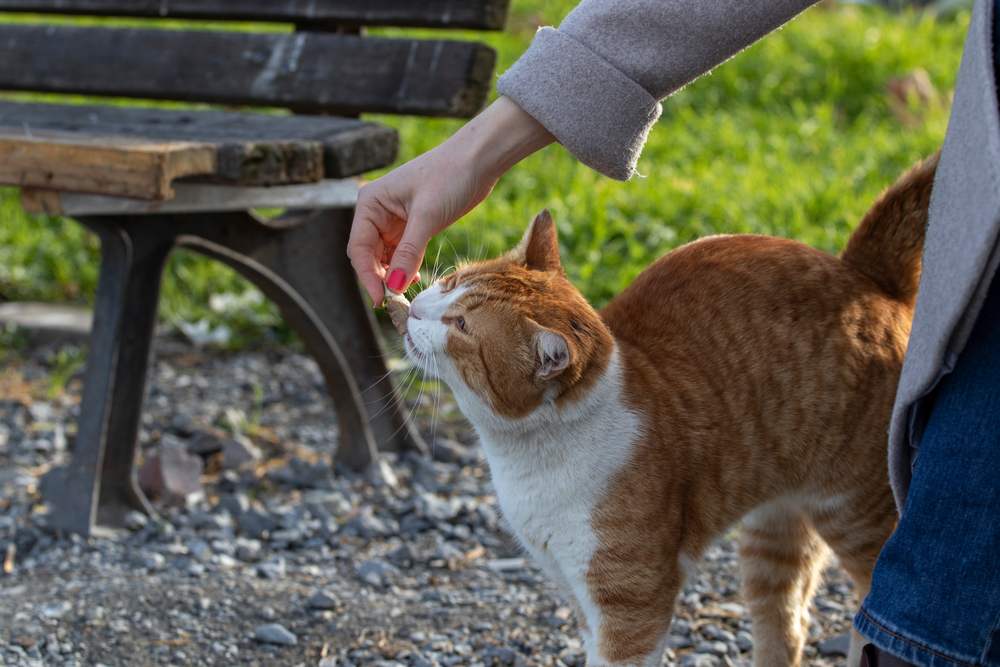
[466,343,636,463]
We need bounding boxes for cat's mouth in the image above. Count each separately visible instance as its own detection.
[404,331,425,361]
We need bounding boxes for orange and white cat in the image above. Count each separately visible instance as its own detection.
[401,154,936,667]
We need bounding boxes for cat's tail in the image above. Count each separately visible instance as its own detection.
[840,151,940,306]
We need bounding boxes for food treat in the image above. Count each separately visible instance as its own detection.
[384,287,410,335]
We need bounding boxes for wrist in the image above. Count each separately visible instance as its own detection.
[456,96,553,180]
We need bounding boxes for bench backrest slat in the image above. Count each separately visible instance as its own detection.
[0,25,495,117]
[0,0,510,30]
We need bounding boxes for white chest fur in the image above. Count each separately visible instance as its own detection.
[470,347,642,642]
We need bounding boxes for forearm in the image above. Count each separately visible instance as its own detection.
[498,0,821,179]
[450,96,555,182]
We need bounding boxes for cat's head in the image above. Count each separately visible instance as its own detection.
[403,211,613,428]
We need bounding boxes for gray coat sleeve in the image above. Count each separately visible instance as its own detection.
[497,0,819,179]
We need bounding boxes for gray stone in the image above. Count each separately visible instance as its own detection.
[357,559,394,588]
[138,436,204,502]
[817,633,852,657]
[237,509,278,540]
[123,511,148,532]
[221,436,261,470]
[735,631,754,652]
[187,539,212,563]
[253,623,297,646]
[257,557,286,580]
[680,654,720,667]
[235,538,263,563]
[695,641,729,656]
[305,590,339,611]
[217,492,250,518]
[137,552,166,571]
[38,601,71,620]
[416,492,459,522]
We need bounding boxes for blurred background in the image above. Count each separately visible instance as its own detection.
[0,0,967,348]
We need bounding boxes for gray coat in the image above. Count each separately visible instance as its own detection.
[498,0,1000,508]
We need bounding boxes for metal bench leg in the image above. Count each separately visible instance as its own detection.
[173,209,426,468]
[45,218,171,536]
[297,209,429,457]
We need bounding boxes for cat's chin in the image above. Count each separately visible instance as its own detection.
[403,334,442,379]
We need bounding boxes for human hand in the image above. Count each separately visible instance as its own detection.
[347,96,554,304]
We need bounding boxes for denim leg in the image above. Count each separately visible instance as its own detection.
[854,277,1000,666]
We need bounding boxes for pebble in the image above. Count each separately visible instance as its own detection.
[253,623,297,646]
[306,590,339,611]
[123,511,149,532]
[818,633,852,657]
[38,601,71,619]
[357,559,393,588]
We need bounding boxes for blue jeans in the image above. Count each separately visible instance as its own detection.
[853,274,1000,665]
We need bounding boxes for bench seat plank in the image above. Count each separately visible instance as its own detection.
[0,135,218,199]
[0,25,496,118]
[22,179,359,216]
[0,101,398,197]
[0,0,511,30]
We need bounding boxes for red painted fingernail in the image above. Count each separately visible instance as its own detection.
[387,269,407,292]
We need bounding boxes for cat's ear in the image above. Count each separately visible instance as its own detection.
[535,328,571,381]
[510,210,561,272]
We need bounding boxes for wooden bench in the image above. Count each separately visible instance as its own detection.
[0,0,508,535]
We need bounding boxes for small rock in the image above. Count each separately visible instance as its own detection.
[695,640,729,657]
[253,623,297,646]
[138,436,204,502]
[817,633,852,657]
[123,511,148,531]
[431,439,475,465]
[680,654,720,667]
[357,559,393,588]
[237,509,278,539]
[368,459,398,488]
[138,552,166,571]
[235,538,263,563]
[257,556,286,580]
[38,601,71,620]
[305,590,339,611]
[186,430,225,457]
[217,492,250,517]
[735,630,754,652]
[221,435,261,470]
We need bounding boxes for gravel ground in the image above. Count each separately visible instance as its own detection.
[1,336,858,666]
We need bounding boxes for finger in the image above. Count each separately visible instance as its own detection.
[386,224,431,294]
[348,214,389,306]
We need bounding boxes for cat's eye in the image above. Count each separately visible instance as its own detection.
[455,316,467,332]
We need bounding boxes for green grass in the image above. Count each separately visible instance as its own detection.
[0,2,968,346]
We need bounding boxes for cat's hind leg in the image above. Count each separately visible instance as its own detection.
[809,490,897,667]
[739,504,830,667]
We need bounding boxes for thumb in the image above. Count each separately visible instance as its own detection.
[386,223,431,293]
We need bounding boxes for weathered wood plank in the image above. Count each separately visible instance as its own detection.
[22,179,359,216]
[0,135,216,199]
[0,25,496,117]
[0,101,399,180]
[0,0,511,30]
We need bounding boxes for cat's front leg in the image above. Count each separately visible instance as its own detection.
[580,561,682,667]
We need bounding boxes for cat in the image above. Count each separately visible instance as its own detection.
[400,153,937,667]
